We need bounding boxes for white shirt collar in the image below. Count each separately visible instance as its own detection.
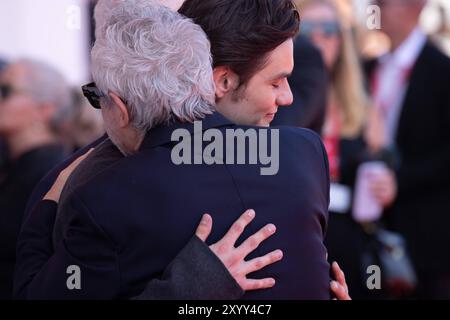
[379,27,427,69]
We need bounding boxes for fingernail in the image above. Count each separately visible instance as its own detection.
[269,278,276,286]
[201,214,209,224]
[267,224,276,233]
[277,250,283,259]
[247,209,255,218]
[331,281,338,290]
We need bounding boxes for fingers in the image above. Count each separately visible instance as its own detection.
[331,280,351,300]
[331,261,351,300]
[206,209,281,293]
[220,209,255,247]
[237,223,276,258]
[74,148,94,164]
[72,148,94,167]
[195,214,212,242]
[368,172,397,207]
[45,148,95,201]
[332,261,346,286]
[370,184,395,207]
[244,249,283,274]
[368,170,395,189]
[63,148,94,175]
[241,278,276,291]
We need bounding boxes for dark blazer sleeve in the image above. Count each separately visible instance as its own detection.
[133,236,244,300]
[14,195,121,300]
[312,129,330,234]
[22,134,108,221]
[14,200,58,299]
[271,35,328,133]
[15,201,243,300]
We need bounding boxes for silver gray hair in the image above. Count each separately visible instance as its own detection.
[94,0,185,39]
[91,0,216,132]
[93,0,121,40]
[16,59,72,129]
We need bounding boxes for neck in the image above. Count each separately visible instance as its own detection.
[114,127,145,157]
[390,23,419,51]
[6,126,57,160]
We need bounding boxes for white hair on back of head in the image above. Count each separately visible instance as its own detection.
[91,0,215,132]
[94,0,121,40]
[94,0,186,42]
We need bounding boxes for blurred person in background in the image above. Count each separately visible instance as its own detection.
[0,59,71,299]
[58,88,104,153]
[430,2,450,56]
[0,59,7,174]
[69,90,104,149]
[365,0,450,299]
[298,0,398,299]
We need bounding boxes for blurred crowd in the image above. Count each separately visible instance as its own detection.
[1,0,450,300]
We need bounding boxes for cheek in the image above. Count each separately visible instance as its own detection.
[0,98,35,128]
[317,38,340,69]
[329,39,341,66]
[247,91,272,114]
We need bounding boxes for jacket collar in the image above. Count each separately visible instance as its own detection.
[139,112,234,150]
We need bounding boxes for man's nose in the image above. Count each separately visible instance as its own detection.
[278,83,293,107]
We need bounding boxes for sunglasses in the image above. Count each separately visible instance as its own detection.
[300,21,340,38]
[82,82,105,109]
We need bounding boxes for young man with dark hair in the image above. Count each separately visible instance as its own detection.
[179,0,298,127]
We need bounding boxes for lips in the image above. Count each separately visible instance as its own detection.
[265,111,277,119]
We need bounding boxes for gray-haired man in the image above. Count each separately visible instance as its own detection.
[16,0,349,300]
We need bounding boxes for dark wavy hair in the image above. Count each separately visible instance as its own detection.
[179,0,300,87]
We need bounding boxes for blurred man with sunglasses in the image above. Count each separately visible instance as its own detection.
[0,59,71,299]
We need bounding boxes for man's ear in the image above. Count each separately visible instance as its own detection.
[108,92,130,128]
[213,66,239,99]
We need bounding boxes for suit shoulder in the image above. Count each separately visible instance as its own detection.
[230,124,324,151]
[423,42,450,70]
[274,126,324,148]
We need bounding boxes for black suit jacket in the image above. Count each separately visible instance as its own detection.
[16,135,243,300]
[0,145,66,299]
[16,200,243,300]
[365,42,450,273]
[15,113,330,299]
[271,35,328,133]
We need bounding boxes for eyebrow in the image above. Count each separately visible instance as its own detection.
[269,72,292,82]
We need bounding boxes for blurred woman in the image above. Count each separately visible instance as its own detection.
[0,59,70,299]
[296,0,397,299]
